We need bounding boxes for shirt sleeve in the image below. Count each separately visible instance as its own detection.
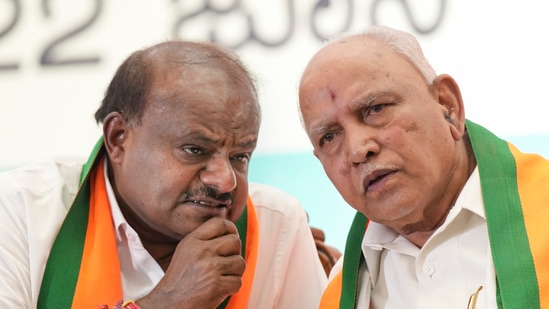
[0,176,34,308]
[274,204,329,309]
[0,160,80,308]
[248,183,328,309]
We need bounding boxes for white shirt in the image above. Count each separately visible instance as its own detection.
[329,167,498,308]
[0,156,327,308]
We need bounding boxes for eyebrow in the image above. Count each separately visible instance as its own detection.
[308,91,390,138]
[186,132,258,149]
[352,91,386,110]
[239,139,258,149]
[309,124,331,138]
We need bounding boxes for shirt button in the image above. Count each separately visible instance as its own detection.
[424,264,436,276]
[128,234,136,242]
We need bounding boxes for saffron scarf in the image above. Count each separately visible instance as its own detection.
[38,138,259,309]
[319,120,549,308]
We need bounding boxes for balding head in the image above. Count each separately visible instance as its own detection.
[95,40,259,126]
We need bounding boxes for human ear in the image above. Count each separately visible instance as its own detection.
[102,112,129,164]
[432,74,466,141]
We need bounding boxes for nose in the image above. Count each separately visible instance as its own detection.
[200,156,238,193]
[346,127,379,166]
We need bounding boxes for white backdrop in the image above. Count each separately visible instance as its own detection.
[2,0,549,251]
[2,0,548,166]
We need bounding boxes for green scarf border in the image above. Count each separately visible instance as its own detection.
[37,138,104,308]
[339,120,539,308]
[467,120,539,308]
[38,137,249,309]
[340,213,367,308]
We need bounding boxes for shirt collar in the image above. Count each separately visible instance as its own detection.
[363,165,484,248]
[102,160,133,242]
[453,166,485,220]
[361,166,484,284]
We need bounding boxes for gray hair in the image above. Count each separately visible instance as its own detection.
[326,25,437,85]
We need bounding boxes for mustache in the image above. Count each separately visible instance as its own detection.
[363,163,399,175]
[182,186,233,202]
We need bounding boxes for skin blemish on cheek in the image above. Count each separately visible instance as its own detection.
[404,120,418,133]
[335,158,350,177]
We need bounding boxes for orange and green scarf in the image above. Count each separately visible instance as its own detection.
[37,138,259,309]
[320,120,549,308]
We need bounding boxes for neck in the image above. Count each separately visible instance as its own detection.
[121,204,178,271]
[106,162,177,271]
[402,141,478,248]
[140,239,176,271]
[119,203,178,271]
[399,205,453,248]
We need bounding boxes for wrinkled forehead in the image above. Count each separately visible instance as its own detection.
[298,36,420,129]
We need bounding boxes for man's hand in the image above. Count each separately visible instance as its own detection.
[137,217,245,309]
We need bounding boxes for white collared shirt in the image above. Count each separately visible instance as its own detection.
[103,162,165,300]
[0,156,327,308]
[358,167,497,308]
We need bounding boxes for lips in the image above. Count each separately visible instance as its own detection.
[362,168,395,192]
[181,197,233,218]
[185,197,232,208]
